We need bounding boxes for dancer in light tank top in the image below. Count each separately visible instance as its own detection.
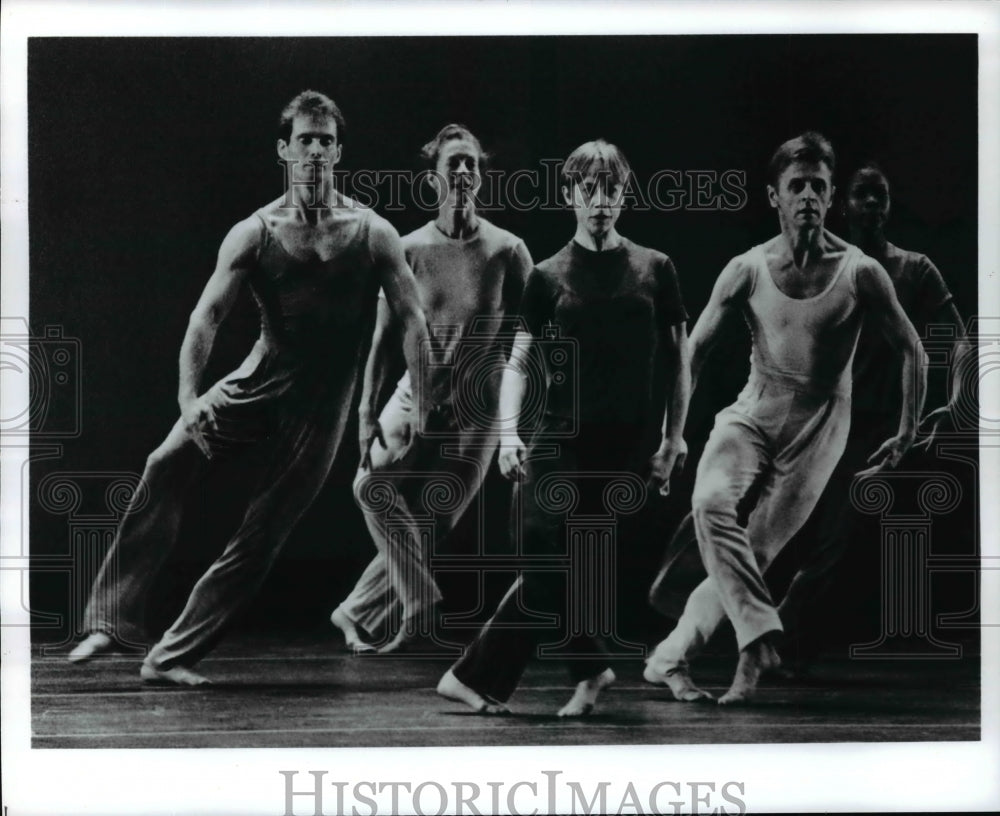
[645,133,927,705]
[775,162,972,674]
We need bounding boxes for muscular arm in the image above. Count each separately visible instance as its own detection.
[857,260,928,469]
[940,302,973,404]
[917,300,972,446]
[647,322,692,495]
[370,216,431,427]
[178,218,258,404]
[496,329,534,480]
[356,296,395,459]
[495,241,534,426]
[177,218,258,454]
[660,323,691,441]
[499,330,534,432]
[688,258,752,394]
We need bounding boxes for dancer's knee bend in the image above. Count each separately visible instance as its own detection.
[691,482,739,522]
[143,440,190,483]
[352,467,367,498]
[353,467,397,514]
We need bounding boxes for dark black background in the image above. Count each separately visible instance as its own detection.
[28,35,979,650]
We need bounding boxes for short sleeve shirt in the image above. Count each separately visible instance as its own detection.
[853,242,955,415]
[519,237,688,425]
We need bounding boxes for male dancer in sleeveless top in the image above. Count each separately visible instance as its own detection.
[776,162,971,671]
[67,91,430,684]
[330,125,532,653]
[644,133,927,705]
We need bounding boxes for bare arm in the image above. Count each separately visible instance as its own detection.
[177,217,258,454]
[649,322,691,495]
[496,329,534,481]
[357,296,395,464]
[493,243,536,481]
[919,301,973,448]
[370,216,431,428]
[941,302,974,407]
[688,258,752,394]
[661,324,691,442]
[856,260,928,473]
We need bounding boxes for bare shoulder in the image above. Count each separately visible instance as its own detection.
[368,211,402,243]
[716,251,755,301]
[854,254,895,307]
[366,212,406,266]
[855,253,891,284]
[218,213,265,267]
[255,196,295,223]
[820,228,852,254]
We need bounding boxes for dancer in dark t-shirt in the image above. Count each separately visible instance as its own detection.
[437,139,690,716]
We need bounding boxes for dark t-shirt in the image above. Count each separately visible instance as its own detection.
[519,237,688,425]
[852,241,954,417]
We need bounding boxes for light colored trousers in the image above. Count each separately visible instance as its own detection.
[649,371,851,672]
[340,376,498,638]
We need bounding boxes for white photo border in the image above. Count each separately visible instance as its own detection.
[2,1,998,814]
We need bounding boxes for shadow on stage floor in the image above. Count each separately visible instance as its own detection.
[30,627,980,748]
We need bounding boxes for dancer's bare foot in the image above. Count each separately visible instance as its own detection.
[436,669,509,715]
[558,668,615,717]
[376,626,412,654]
[718,636,781,706]
[67,632,115,664]
[140,663,211,686]
[330,607,375,653]
[643,661,714,702]
[377,609,438,654]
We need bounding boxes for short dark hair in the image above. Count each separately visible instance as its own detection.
[420,124,488,169]
[278,90,346,143]
[561,139,632,190]
[767,132,835,187]
[849,161,889,188]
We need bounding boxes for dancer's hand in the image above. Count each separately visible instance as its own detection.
[650,437,688,496]
[855,432,915,477]
[359,413,386,470]
[499,435,527,482]
[915,402,955,451]
[180,396,217,458]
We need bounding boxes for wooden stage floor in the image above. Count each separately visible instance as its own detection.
[31,630,980,748]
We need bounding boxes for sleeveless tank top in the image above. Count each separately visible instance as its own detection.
[219,206,379,403]
[743,243,864,397]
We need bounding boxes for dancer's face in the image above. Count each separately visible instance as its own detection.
[277,114,342,181]
[565,172,624,239]
[768,160,834,231]
[430,138,482,209]
[847,168,890,235]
